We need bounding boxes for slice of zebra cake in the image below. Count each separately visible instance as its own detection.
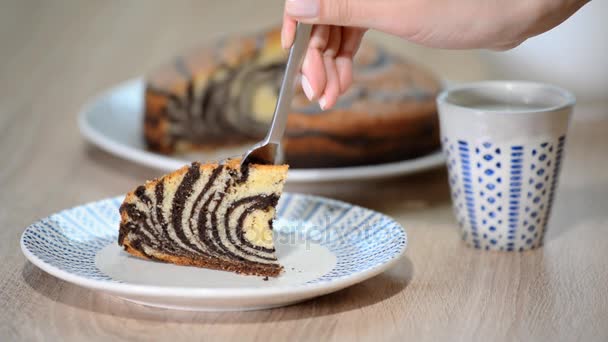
[118,159,288,277]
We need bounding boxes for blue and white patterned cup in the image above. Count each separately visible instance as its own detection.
[437,81,575,251]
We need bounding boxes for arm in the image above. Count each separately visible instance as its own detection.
[282,0,589,109]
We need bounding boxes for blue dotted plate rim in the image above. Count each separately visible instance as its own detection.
[20,192,407,298]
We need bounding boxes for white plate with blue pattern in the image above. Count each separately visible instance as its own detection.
[20,193,407,311]
[78,78,445,183]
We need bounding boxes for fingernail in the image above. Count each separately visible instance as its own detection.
[319,96,327,110]
[285,0,319,18]
[301,75,315,100]
[281,32,288,49]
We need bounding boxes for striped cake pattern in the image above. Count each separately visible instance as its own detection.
[118,160,287,277]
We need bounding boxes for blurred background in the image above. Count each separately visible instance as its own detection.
[0,0,606,204]
[2,0,605,117]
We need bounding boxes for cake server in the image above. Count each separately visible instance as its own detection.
[241,23,312,166]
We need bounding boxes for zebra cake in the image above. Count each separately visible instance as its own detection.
[118,159,288,277]
[144,28,442,168]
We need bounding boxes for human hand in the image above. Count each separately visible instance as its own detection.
[282,0,588,109]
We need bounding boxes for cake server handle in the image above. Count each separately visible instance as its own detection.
[241,23,312,166]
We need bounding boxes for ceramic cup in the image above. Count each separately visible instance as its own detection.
[437,81,575,251]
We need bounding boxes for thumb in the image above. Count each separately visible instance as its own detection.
[285,0,375,27]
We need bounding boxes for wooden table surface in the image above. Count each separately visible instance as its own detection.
[1,1,607,341]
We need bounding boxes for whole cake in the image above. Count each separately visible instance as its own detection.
[118,159,287,277]
[144,28,442,168]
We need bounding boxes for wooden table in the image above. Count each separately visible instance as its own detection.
[1,1,607,341]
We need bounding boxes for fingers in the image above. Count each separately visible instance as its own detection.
[318,26,342,109]
[298,25,362,109]
[281,13,297,49]
[282,3,367,109]
[300,25,329,101]
[335,27,365,94]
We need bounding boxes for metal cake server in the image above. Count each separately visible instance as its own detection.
[240,23,312,166]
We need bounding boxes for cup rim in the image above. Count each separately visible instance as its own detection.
[436,80,576,114]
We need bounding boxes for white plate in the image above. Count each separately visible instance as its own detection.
[78,78,445,182]
[21,193,407,311]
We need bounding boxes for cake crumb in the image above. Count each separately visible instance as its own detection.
[263,276,269,281]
